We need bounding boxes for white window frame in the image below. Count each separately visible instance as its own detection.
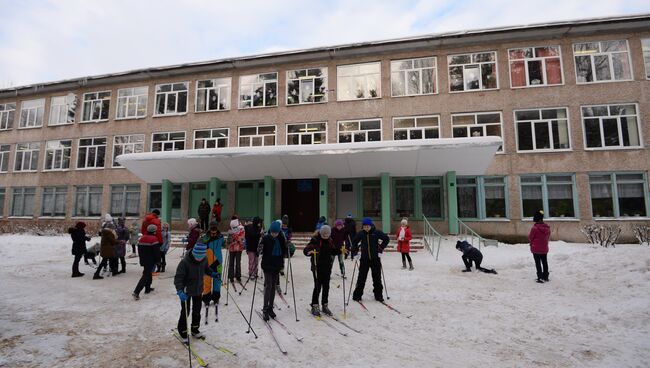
[81,91,111,123]
[196,78,231,112]
[19,98,45,129]
[14,142,40,172]
[48,94,77,126]
[573,40,633,84]
[447,51,499,93]
[154,82,189,116]
[112,134,145,168]
[193,128,230,149]
[76,137,107,170]
[513,107,571,153]
[40,186,67,218]
[390,57,438,97]
[0,144,9,173]
[337,118,383,143]
[151,131,186,152]
[580,103,643,151]
[110,184,141,217]
[642,38,650,80]
[238,72,278,109]
[238,125,277,147]
[337,62,382,101]
[286,122,328,145]
[0,102,16,130]
[392,115,440,141]
[10,187,36,218]
[286,67,328,105]
[507,46,564,88]
[451,111,504,152]
[73,185,103,218]
[116,86,148,120]
[43,140,72,171]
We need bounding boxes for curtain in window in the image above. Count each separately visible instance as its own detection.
[617,183,643,197]
[510,61,526,87]
[590,183,612,198]
[126,192,140,216]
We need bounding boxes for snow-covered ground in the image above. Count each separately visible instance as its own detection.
[1,234,649,368]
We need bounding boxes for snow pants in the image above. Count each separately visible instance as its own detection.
[462,248,483,269]
[533,253,549,280]
[311,269,331,305]
[133,266,152,295]
[228,251,242,281]
[263,270,279,312]
[178,295,202,338]
[247,251,258,278]
[353,258,383,301]
[200,217,209,232]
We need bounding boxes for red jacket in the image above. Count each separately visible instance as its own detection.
[212,203,222,221]
[529,222,550,254]
[395,226,413,253]
[141,213,163,244]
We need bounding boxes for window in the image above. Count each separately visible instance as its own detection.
[239,125,276,147]
[49,94,77,126]
[287,68,327,105]
[643,38,650,79]
[393,115,440,140]
[196,78,231,112]
[113,134,144,167]
[574,40,632,83]
[149,184,182,219]
[11,187,35,217]
[515,108,570,152]
[362,179,381,217]
[19,98,45,128]
[338,119,381,143]
[239,73,278,108]
[337,62,381,101]
[81,91,111,122]
[448,51,498,92]
[422,178,443,218]
[581,104,641,149]
[0,145,9,172]
[74,185,102,217]
[43,140,72,171]
[520,174,577,218]
[0,102,16,130]
[509,46,563,88]
[14,142,40,172]
[194,129,229,149]
[391,57,437,96]
[110,184,141,217]
[76,137,106,169]
[394,179,415,218]
[451,112,503,151]
[155,82,188,115]
[287,123,327,145]
[457,176,507,219]
[116,87,148,119]
[0,188,4,217]
[152,131,185,152]
[41,187,67,217]
[589,173,648,218]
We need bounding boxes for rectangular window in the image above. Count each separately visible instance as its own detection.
[76,137,106,169]
[155,82,188,115]
[362,179,381,218]
[643,38,650,79]
[113,134,145,167]
[515,107,570,152]
[81,91,111,122]
[152,131,185,152]
[0,144,9,173]
[448,51,498,92]
[452,112,503,151]
[393,115,440,140]
[0,188,4,217]
[574,40,632,83]
[422,178,443,218]
[11,187,35,217]
[0,102,16,130]
[287,68,327,105]
[149,184,182,219]
[239,73,278,108]
[196,78,231,112]
[338,119,381,143]
[457,177,508,219]
[74,185,102,217]
[589,173,647,218]
[521,174,577,218]
[49,95,77,126]
[193,128,229,149]
[286,122,327,145]
[110,184,141,217]
[509,46,563,88]
[337,62,381,101]
[116,87,148,119]
[41,186,67,217]
[14,142,40,172]
[391,57,437,96]
[19,98,45,128]
[43,140,72,171]
[394,178,415,218]
[581,103,641,149]
[238,125,276,147]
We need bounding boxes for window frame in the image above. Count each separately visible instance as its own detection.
[238,72,278,109]
[40,186,68,218]
[10,187,36,218]
[337,118,383,143]
[151,131,186,152]
[588,172,649,219]
[238,125,277,147]
[0,144,10,173]
[447,51,499,93]
[0,187,5,217]
[116,86,148,120]
[392,114,441,141]
[81,91,111,123]
[76,137,107,170]
[0,102,16,131]
[286,67,328,105]
[112,134,145,168]
[643,38,650,80]
[43,139,72,171]
[73,185,103,218]
[148,184,182,220]
[154,82,189,116]
[451,111,504,152]
[14,142,40,172]
[573,40,634,84]
[390,56,438,97]
[286,122,328,145]
[507,45,564,88]
[19,98,45,129]
[513,107,572,153]
[519,173,579,220]
[456,176,509,220]
[336,62,382,101]
[193,128,230,149]
[195,78,231,113]
[110,184,141,217]
[48,94,77,126]
[580,103,643,151]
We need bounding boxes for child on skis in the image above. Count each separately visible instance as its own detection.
[258,221,288,321]
[186,218,202,250]
[351,218,390,302]
[201,223,224,310]
[396,218,414,270]
[304,225,340,317]
[227,218,245,283]
[455,240,497,274]
[331,220,347,277]
[245,217,263,280]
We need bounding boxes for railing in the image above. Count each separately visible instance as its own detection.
[422,216,443,261]
[456,217,485,250]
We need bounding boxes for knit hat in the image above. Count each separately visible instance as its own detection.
[209,221,219,231]
[319,225,332,238]
[334,219,344,227]
[533,210,544,223]
[362,217,373,226]
[346,213,352,218]
[192,243,207,261]
[147,224,157,234]
[104,213,113,222]
[401,218,408,226]
[269,221,281,233]
[188,218,198,227]
[75,221,86,229]
[152,209,160,216]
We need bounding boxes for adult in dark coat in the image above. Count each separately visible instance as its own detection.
[304,225,340,316]
[351,218,389,302]
[69,222,91,277]
[198,198,211,230]
[343,214,357,259]
[258,221,288,320]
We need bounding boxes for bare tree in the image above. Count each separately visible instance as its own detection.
[580,224,621,248]
[631,225,650,246]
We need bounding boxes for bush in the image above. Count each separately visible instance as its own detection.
[631,225,650,246]
[581,224,621,248]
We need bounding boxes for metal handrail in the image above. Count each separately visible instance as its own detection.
[422,216,443,261]
[456,217,484,250]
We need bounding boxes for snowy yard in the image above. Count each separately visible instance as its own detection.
[0,234,649,368]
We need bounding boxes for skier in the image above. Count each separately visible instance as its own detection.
[351,218,389,302]
[304,225,340,317]
[396,218,414,270]
[212,198,223,226]
[455,240,497,274]
[245,217,263,279]
[128,220,139,257]
[331,219,347,276]
[258,221,288,321]
[529,210,551,283]
[198,198,211,231]
[68,221,91,277]
[115,217,129,274]
[201,223,224,308]
[343,213,357,259]
[227,218,245,283]
[93,221,118,279]
[158,222,171,272]
[186,218,202,251]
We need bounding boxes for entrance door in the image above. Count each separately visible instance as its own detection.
[281,179,319,232]
[189,182,209,219]
[236,181,264,220]
[337,179,358,219]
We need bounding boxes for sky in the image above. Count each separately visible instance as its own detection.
[0,0,649,88]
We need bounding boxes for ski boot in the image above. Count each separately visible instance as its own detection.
[191,330,205,339]
[310,304,321,317]
[321,304,332,316]
[462,268,472,272]
[263,308,270,321]
[268,308,277,319]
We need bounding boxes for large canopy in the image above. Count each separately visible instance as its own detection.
[117,137,502,183]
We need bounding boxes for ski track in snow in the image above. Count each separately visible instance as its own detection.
[0,234,649,367]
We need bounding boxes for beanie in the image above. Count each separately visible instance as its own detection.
[188,218,198,227]
[319,225,332,238]
[346,213,352,218]
[147,224,157,234]
[192,243,207,261]
[104,213,113,222]
[230,219,240,230]
[334,219,344,227]
[362,217,373,226]
[269,221,281,233]
[209,221,219,231]
[533,210,544,223]
[401,218,408,226]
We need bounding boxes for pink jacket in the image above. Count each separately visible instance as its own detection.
[529,222,550,254]
[228,228,245,252]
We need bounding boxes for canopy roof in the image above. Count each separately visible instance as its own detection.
[117,137,502,183]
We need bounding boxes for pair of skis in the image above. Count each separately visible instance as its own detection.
[306,309,362,336]
[355,300,411,319]
[255,310,289,355]
[172,329,236,367]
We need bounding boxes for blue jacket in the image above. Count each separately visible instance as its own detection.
[160,228,172,253]
[351,226,390,262]
[202,233,224,293]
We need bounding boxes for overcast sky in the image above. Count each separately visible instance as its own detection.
[0,0,648,88]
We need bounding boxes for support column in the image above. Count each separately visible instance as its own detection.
[161,179,173,225]
[208,177,221,206]
[380,173,391,233]
[264,176,274,225]
[446,171,458,235]
[319,175,328,220]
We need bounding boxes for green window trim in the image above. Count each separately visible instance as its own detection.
[390,177,444,221]
[148,184,182,220]
[457,176,509,221]
[519,173,579,220]
[588,171,649,218]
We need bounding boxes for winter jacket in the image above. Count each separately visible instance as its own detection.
[395,226,413,253]
[351,226,390,262]
[303,235,340,275]
[201,232,224,296]
[228,227,245,252]
[70,228,91,256]
[529,222,551,254]
[115,224,129,258]
[174,252,214,297]
[330,226,346,250]
[137,234,159,269]
[245,221,263,254]
[258,233,288,272]
[160,228,171,253]
[343,218,357,244]
[457,240,482,261]
[198,201,211,219]
[99,229,117,258]
[128,225,140,246]
[281,225,292,242]
[186,225,202,250]
[141,213,163,244]
[212,203,223,222]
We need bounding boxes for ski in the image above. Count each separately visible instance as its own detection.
[276,290,290,307]
[306,309,348,336]
[230,280,238,293]
[256,310,288,354]
[197,337,237,356]
[324,314,362,334]
[269,317,303,342]
[171,331,209,367]
[356,301,375,319]
[379,302,412,318]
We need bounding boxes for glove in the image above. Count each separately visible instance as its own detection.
[216,264,223,274]
[177,290,188,302]
[211,272,222,281]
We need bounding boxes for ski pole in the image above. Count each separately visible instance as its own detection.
[185,299,192,368]
[247,272,259,334]
[287,250,299,322]
[224,285,258,338]
[223,251,230,306]
[284,243,291,295]
[240,276,251,296]
[380,261,390,300]
[341,246,347,318]
[346,259,358,306]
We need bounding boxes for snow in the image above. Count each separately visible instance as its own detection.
[1,234,649,367]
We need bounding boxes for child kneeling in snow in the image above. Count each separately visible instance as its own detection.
[455,240,497,274]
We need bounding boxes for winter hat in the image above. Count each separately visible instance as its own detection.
[230,219,240,230]
[147,224,157,234]
[401,218,408,226]
[188,218,198,227]
[192,243,207,261]
[104,213,113,222]
[533,210,544,223]
[346,213,352,218]
[318,216,326,223]
[152,209,160,216]
[269,221,281,233]
[455,240,462,250]
[334,219,344,227]
[362,217,373,226]
[75,221,86,229]
[319,225,332,238]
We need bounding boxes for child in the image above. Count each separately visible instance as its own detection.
[158,222,171,272]
[244,217,263,279]
[68,221,91,277]
[455,240,497,274]
[351,218,390,302]
[529,210,551,283]
[304,225,339,317]
[93,223,117,280]
[201,223,224,310]
[258,221,288,321]
[227,218,245,283]
[331,220,347,277]
[133,225,159,299]
[128,220,140,256]
[396,218,414,270]
[85,242,100,266]
[115,217,129,274]
[186,218,202,250]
